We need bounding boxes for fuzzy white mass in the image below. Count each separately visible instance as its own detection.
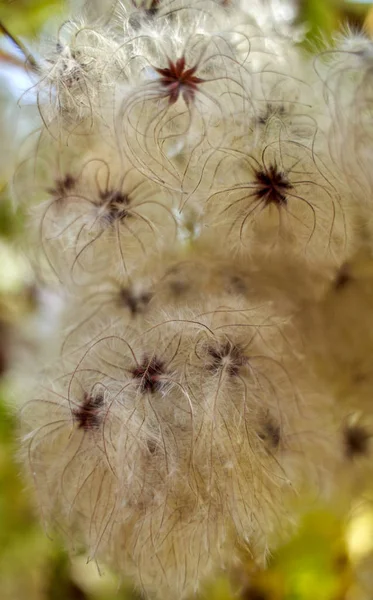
[15,1,373,598]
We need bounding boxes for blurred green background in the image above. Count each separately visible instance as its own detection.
[1,1,373,599]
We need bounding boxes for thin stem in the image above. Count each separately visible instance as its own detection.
[0,21,39,72]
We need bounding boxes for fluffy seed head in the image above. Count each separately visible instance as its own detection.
[206,340,247,377]
[72,392,104,430]
[14,2,373,599]
[253,163,292,208]
[131,355,167,393]
[344,424,371,459]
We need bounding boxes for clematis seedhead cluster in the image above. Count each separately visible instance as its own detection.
[15,1,373,598]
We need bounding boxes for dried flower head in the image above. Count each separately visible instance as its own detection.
[344,424,371,459]
[154,56,205,105]
[131,355,167,393]
[72,392,104,430]
[47,174,76,200]
[252,162,292,208]
[98,189,131,225]
[205,339,247,377]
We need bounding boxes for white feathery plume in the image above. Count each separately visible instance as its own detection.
[12,1,373,598]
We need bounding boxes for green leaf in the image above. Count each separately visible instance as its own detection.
[299,0,339,51]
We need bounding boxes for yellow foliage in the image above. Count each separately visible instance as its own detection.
[0,0,64,37]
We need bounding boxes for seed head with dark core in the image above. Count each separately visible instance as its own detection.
[72,392,104,431]
[47,174,76,200]
[131,356,166,393]
[258,419,281,450]
[253,163,293,208]
[118,287,153,315]
[154,56,205,105]
[258,103,286,125]
[334,263,351,291]
[344,424,371,459]
[99,189,130,225]
[206,341,247,377]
